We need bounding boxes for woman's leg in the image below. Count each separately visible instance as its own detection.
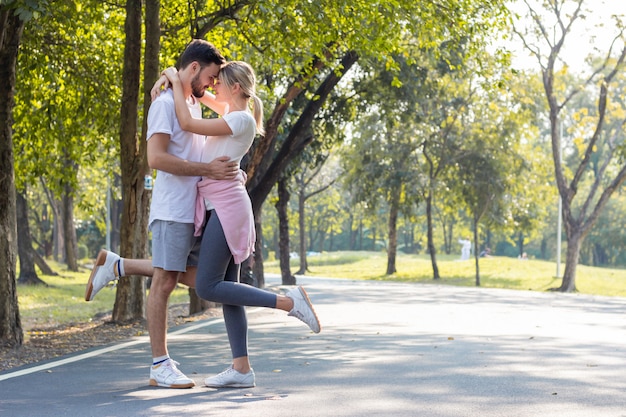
[195,210,277,308]
[196,210,319,378]
[223,253,249,370]
[222,303,251,373]
[197,212,253,377]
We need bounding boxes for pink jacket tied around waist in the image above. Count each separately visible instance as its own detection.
[194,170,255,264]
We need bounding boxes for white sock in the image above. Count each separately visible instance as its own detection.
[117,258,125,277]
[152,355,169,366]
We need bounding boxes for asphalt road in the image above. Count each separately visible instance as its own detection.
[2,274,626,417]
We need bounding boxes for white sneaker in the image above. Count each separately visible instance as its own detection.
[85,249,120,301]
[149,359,195,389]
[204,366,255,388]
[286,286,321,333]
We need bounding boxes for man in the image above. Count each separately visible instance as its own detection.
[86,39,234,389]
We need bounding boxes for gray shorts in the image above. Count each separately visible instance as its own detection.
[150,220,201,272]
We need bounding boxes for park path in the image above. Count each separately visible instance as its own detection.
[1,275,626,417]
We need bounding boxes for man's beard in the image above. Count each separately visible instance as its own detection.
[191,73,205,98]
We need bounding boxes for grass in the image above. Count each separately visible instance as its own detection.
[264,251,626,297]
[15,251,626,333]
[16,260,189,332]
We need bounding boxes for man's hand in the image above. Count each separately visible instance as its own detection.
[205,156,239,180]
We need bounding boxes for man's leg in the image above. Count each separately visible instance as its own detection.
[124,258,155,276]
[147,267,178,358]
[85,251,155,301]
[146,220,198,389]
[86,253,196,301]
[147,266,195,388]
[178,266,196,288]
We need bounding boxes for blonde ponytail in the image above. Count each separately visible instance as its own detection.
[219,61,265,136]
[251,94,265,136]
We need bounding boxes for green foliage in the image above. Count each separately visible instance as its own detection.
[14,0,626,281]
[580,194,626,266]
[13,0,124,214]
[0,0,49,21]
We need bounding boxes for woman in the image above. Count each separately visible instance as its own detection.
[160,61,321,389]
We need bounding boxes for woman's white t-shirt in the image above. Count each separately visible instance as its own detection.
[201,110,256,208]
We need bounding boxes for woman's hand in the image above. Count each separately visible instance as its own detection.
[150,67,178,102]
[162,67,180,85]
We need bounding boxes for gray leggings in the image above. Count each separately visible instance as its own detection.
[195,210,277,358]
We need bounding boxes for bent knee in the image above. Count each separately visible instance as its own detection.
[151,269,180,294]
[195,284,218,302]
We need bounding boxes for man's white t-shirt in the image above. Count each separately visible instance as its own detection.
[201,110,256,209]
[147,89,204,225]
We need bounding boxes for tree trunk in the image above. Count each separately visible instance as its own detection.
[113,0,150,322]
[61,183,78,271]
[188,288,217,315]
[33,250,56,276]
[348,213,356,250]
[554,229,582,292]
[247,52,358,283]
[110,173,123,253]
[386,193,399,275]
[275,178,296,285]
[252,212,266,288]
[372,227,377,251]
[425,193,440,279]
[444,217,454,255]
[540,238,548,260]
[0,7,24,347]
[38,203,53,258]
[317,230,326,253]
[52,197,64,262]
[40,181,63,262]
[16,190,47,285]
[473,218,480,287]
[296,189,308,275]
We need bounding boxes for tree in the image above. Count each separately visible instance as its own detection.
[112,0,152,322]
[514,0,626,291]
[342,110,418,275]
[294,160,336,274]
[304,169,345,253]
[274,175,296,285]
[12,0,126,273]
[16,189,47,285]
[411,48,477,280]
[457,149,507,286]
[451,73,531,285]
[247,49,360,285]
[227,0,504,284]
[0,0,49,347]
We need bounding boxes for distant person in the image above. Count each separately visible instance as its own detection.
[479,247,491,257]
[458,237,471,260]
[519,252,528,260]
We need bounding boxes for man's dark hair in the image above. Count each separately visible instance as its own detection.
[178,39,225,69]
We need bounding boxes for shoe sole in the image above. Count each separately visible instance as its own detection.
[149,379,195,389]
[205,382,255,388]
[297,287,321,333]
[85,249,108,301]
